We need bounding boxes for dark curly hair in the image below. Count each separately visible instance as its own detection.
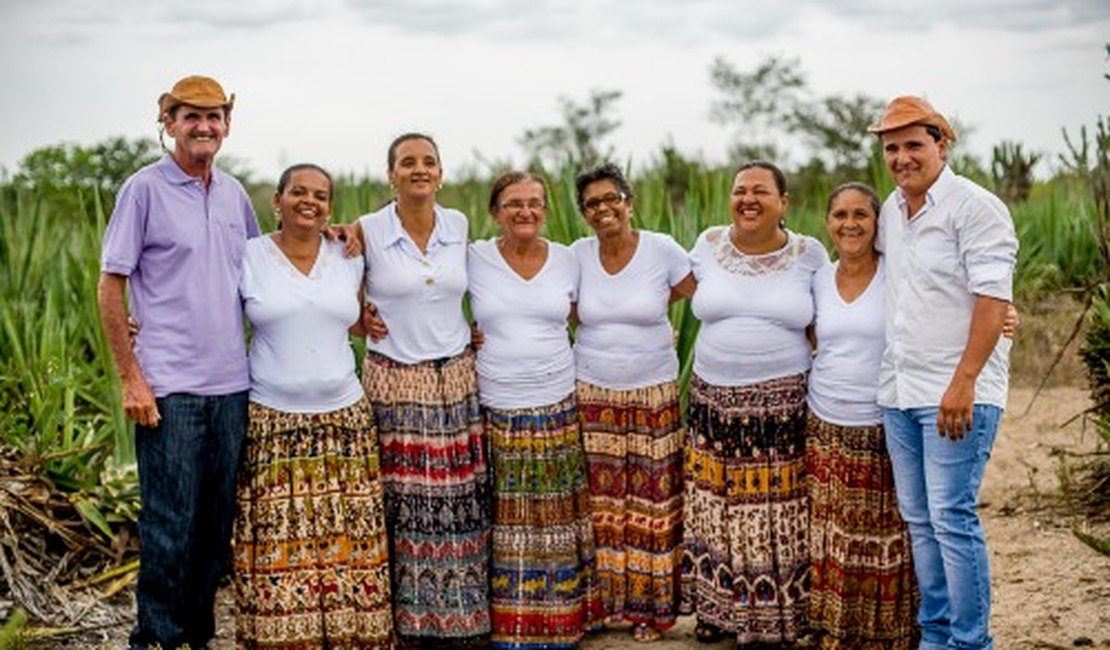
[574,163,633,213]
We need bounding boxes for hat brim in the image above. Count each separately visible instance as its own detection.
[159,92,235,116]
[868,114,956,142]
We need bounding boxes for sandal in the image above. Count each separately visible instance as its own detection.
[695,620,724,644]
[633,624,662,643]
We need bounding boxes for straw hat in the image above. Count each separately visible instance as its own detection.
[158,75,235,117]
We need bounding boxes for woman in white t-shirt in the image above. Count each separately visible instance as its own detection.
[234,164,391,648]
[468,171,598,649]
[570,164,695,643]
[682,161,828,646]
[804,183,917,649]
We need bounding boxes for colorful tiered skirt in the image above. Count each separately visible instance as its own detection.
[233,397,392,649]
[362,351,492,642]
[805,412,919,649]
[577,380,683,632]
[681,373,810,645]
[485,393,599,649]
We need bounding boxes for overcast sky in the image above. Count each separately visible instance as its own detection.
[3,0,1108,181]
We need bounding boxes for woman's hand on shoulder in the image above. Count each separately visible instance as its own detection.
[323,222,364,258]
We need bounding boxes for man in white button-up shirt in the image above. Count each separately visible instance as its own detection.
[870,96,1018,650]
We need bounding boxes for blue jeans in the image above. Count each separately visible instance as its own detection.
[129,391,248,650]
[883,404,1001,650]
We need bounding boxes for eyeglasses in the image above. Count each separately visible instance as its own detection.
[499,199,546,212]
[582,192,625,213]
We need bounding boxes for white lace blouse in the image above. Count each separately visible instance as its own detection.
[690,226,828,387]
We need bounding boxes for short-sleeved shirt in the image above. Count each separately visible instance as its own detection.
[807,259,886,426]
[572,231,691,389]
[359,202,470,364]
[877,166,1018,410]
[100,155,260,397]
[241,236,366,413]
[690,227,827,387]
[468,238,578,409]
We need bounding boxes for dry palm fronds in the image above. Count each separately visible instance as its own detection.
[0,446,137,633]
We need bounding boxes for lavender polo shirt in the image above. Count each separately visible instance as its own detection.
[101,156,260,397]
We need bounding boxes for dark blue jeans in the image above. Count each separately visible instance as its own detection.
[129,391,248,650]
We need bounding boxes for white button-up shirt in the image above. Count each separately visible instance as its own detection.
[877,166,1018,410]
[359,202,471,364]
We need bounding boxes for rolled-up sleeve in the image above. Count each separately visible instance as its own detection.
[959,194,1017,301]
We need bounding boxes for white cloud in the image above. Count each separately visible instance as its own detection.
[1,0,1107,180]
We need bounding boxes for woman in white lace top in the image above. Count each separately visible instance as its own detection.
[681,161,828,647]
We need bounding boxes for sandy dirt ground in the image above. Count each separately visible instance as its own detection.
[37,387,1110,649]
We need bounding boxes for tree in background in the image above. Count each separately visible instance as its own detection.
[991,141,1042,204]
[519,89,623,171]
[709,55,883,175]
[13,137,159,195]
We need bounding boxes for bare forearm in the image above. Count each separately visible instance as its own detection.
[97,273,140,381]
[98,273,160,425]
[669,273,697,303]
[952,295,1009,385]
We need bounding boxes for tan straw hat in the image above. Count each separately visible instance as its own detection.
[158,75,235,117]
[868,95,956,142]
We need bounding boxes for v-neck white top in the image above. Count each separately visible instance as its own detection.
[468,238,578,409]
[241,235,366,412]
[571,231,691,389]
[807,258,886,426]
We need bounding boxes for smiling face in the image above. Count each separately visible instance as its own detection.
[881,124,947,202]
[388,137,441,201]
[274,168,332,234]
[580,178,632,238]
[492,180,547,244]
[730,166,788,239]
[163,103,229,166]
[826,188,878,260]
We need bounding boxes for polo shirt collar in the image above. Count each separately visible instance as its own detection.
[156,154,223,187]
[382,202,464,248]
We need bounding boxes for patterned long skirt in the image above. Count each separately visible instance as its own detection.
[485,393,600,650]
[805,412,919,649]
[577,380,683,632]
[234,397,392,649]
[681,373,809,645]
[362,350,491,642]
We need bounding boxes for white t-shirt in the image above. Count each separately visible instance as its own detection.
[690,227,827,387]
[572,231,691,389]
[241,236,366,413]
[359,202,470,364]
[468,238,578,409]
[807,259,886,426]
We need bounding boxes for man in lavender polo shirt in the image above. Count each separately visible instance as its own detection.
[97,75,259,650]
